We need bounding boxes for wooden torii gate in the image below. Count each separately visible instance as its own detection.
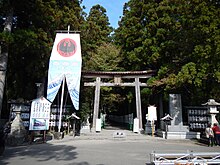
[82,70,155,132]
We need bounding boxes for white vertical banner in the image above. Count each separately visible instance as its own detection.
[47,33,82,110]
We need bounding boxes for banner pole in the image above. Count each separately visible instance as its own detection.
[152,120,154,137]
[67,25,70,34]
[58,77,65,132]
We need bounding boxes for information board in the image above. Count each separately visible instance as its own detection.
[29,97,52,130]
[147,105,157,121]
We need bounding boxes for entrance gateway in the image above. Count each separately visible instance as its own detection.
[82,70,155,132]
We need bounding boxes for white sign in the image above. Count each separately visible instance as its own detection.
[29,97,52,130]
[133,118,139,133]
[147,105,157,121]
[96,119,101,132]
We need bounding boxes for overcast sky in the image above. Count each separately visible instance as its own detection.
[81,0,128,28]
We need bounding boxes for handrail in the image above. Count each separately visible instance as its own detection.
[150,151,220,165]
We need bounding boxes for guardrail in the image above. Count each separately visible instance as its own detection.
[150,151,220,165]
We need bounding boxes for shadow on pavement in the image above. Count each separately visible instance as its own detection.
[189,138,209,147]
[0,143,86,165]
[65,163,91,165]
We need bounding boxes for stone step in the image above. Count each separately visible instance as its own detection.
[73,129,157,141]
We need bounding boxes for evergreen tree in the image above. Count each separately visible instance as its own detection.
[84,4,112,46]
[81,4,113,68]
[115,0,220,104]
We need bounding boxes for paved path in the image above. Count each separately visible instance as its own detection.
[0,129,220,165]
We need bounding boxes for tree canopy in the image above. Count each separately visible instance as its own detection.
[114,0,220,104]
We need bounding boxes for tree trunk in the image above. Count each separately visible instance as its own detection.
[0,9,13,118]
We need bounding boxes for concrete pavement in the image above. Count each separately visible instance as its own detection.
[0,129,220,165]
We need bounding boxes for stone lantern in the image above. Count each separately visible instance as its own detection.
[202,99,220,125]
[7,103,27,145]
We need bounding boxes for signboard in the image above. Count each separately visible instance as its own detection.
[29,97,52,130]
[147,105,157,121]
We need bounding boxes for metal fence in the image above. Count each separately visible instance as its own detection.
[150,151,220,165]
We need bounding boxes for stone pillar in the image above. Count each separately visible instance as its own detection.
[168,94,189,132]
[159,94,164,129]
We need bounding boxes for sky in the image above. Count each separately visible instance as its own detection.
[81,0,128,28]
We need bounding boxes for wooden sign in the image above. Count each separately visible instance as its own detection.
[29,97,51,130]
[147,105,157,121]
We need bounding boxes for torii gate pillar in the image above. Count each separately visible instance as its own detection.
[91,77,143,132]
[92,77,101,132]
[135,77,143,132]
[83,70,156,133]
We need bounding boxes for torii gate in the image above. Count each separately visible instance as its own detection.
[82,70,155,132]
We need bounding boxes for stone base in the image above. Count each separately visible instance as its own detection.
[145,123,155,134]
[53,132,64,140]
[80,125,91,134]
[157,130,200,139]
[113,131,126,138]
[168,125,189,132]
[6,135,27,146]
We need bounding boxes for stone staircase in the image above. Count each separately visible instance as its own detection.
[72,128,159,141]
[53,122,163,142]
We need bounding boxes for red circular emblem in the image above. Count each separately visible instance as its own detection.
[57,38,77,57]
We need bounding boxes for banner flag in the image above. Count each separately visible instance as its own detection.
[47,33,82,110]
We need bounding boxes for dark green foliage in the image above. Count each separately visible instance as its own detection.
[81,4,113,68]
[115,0,220,105]
[84,42,122,71]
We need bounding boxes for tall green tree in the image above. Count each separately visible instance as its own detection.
[115,0,220,104]
[81,4,113,68]
[83,4,113,46]
[84,42,122,71]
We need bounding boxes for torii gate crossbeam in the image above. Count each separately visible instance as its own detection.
[82,70,155,133]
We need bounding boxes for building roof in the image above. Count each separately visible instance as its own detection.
[202,99,220,106]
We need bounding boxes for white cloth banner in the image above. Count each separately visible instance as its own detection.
[47,33,82,110]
